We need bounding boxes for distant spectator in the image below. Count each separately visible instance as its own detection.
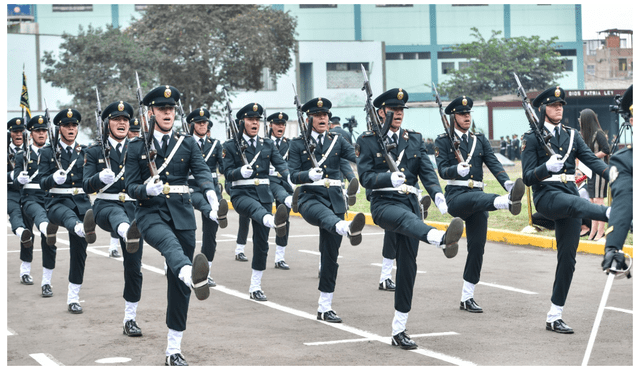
[507,138,514,160]
[512,134,520,160]
[499,136,506,156]
[425,138,436,155]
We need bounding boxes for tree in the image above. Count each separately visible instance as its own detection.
[437,28,567,101]
[42,5,297,137]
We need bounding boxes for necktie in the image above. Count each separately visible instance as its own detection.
[462,133,467,144]
[276,138,281,149]
[66,147,72,157]
[162,135,170,149]
[315,134,323,156]
[199,138,204,149]
[249,138,255,148]
[391,133,398,145]
[116,143,122,155]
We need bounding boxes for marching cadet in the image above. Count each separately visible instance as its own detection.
[329,115,353,144]
[222,102,290,301]
[128,117,141,138]
[39,108,97,314]
[125,85,214,366]
[83,100,144,336]
[357,88,463,349]
[521,86,611,334]
[186,107,228,286]
[434,96,525,314]
[13,115,57,296]
[8,118,33,284]
[601,84,632,273]
[288,97,365,323]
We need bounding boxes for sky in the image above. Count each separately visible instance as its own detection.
[579,2,634,41]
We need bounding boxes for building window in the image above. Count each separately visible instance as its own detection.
[52,4,93,12]
[556,49,577,57]
[260,67,277,91]
[300,5,337,8]
[437,51,470,59]
[376,4,413,7]
[563,59,573,72]
[134,5,148,11]
[327,62,368,89]
[458,61,471,70]
[619,59,627,71]
[442,62,455,74]
[587,65,595,75]
[385,52,430,60]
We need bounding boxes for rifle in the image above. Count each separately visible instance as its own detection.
[222,87,249,165]
[513,73,556,157]
[177,99,193,135]
[263,109,270,138]
[292,84,319,168]
[432,83,464,163]
[360,64,399,172]
[134,71,160,180]
[22,130,30,170]
[44,99,62,169]
[94,87,111,170]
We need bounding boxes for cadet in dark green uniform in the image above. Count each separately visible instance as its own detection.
[521,86,611,334]
[38,108,97,314]
[128,117,141,138]
[357,88,463,349]
[222,102,289,301]
[289,97,365,324]
[602,84,632,273]
[434,96,525,314]
[83,100,144,336]
[7,118,33,284]
[13,115,57,296]
[125,85,213,366]
[186,107,228,286]
[329,116,353,144]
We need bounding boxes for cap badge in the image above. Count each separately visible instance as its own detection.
[199,109,205,116]
[253,103,258,112]
[397,89,404,100]
[278,113,283,120]
[16,119,21,125]
[462,97,468,106]
[317,98,323,108]
[38,116,44,124]
[630,105,633,116]
[554,87,561,97]
[134,118,139,125]
[67,109,73,118]
[118,101,124,111]
[164,86,172,98]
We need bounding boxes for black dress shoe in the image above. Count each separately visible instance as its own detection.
[546,319,574,334]
[46,223,58,246]
[379,278,396,291]
[123,319,142,337]
[441,217,464,258]
[317,310,342,323]
[508,178,525,215]
[346,178,359,207]
[20,274,34,285]
[109,249,121,258]
[392,330,417,350]
[274,204,289,238]
[165,353,188,366]
[217,198,229,229]
[125,220,141,254]
[348,213,366,246]
[275,261,290,270]
[207,277,217,287]
[420,196,431,220]
[42,284,53,297]
[83,209,97,244]
[68,303,83,314]
[460,298,483,313]
[250,290,267,301]
[20,229,33,249]
[291,186,301,213]
[235,253,248,261]
[191,253,210,301]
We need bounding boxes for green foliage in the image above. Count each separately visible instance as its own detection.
[438,28,566,101]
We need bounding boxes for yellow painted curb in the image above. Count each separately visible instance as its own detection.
[227,202,632,258]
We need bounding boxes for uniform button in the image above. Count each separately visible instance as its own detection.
[70,173,74,177]
[470,175,473,178]
[256,165,260,168]
[324,165,327,168]
[469,164,472,167]
[119,165,123,168]
[122,189,126,192]
[401,168,405,171]
[121,177,125,180]
[560,147,563,151]
[166,171,170,175]
[166,195,170,199]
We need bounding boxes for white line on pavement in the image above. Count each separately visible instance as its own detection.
[605,306,633,314]
[304,331,458,346]
[478,281,537,295]
[8,328,16,336]
[30,353,64,366]
[370,263,427,274]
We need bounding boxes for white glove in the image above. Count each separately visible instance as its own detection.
[284,195,293,209]
[457,162,470,177]
[309,167,323,182]
[208,211,219,224]
[53,169,67,185]
[504,180,515,193]
[390,171,406,188]
[545,154,564,173]
[434,193,448,215]
[269,165,277,177]
[99,168,115,184]
[287,174,296,189]
[578,186,589,200]
[206,190,219,213]
[73,223,85,238]
[17,171,29,185]
[240,164,253,179]
[146,177,164,197]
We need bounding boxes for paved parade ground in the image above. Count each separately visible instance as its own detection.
[6,211,633,366]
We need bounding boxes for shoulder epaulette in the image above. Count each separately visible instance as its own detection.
[405,129,416,133]
[473,132,484,137]
[437,133,448,138]
[362,131,374,137]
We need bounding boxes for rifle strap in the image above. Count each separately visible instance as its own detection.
[144,135,185,184]
[204,139,218,162]
[98,155,127,194]
[559,129,575,163]
[464,136,478,163]
[316,135,339,167]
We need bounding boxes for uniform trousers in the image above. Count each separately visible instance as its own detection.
[46,203,87,285]
[8,192,25,233]
[230,195,271,271]
[298,197,343,293]
[22,200,57,269]
[237,207,289,248]
[534,190,609,306]
[94,200,143,303]
[190,191,218,262]
[138,212,194,332]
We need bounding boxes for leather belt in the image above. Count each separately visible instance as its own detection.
[23,184,41,189]
[232,178,270,187]
[49,187,85,195]
[305,179,342,188]
[373,184,421,196]
[95,192,135,202]
[447,179,485,189]
[542,174,575,183]
[166,185,190,194]
[188,172,217,180]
